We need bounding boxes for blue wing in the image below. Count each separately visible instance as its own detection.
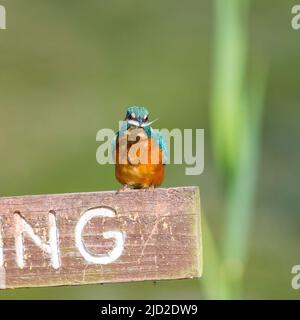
[111,134,117,158]
[151,129,168,165]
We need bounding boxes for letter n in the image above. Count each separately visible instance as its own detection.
[14,212,60,269]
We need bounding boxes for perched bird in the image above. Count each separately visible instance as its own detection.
[113,106,167,190]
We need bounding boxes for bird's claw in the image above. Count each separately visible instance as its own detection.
[116,184,130,194]
[142,185,155,192]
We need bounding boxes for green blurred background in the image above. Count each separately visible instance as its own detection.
[0,0,299,299]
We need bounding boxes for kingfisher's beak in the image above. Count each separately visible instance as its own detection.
[127,119,141,127]
[141,118,158,128]
[127,118,159,128]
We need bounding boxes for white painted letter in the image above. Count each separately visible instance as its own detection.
[14,212,60,269]
[75,207,125,264]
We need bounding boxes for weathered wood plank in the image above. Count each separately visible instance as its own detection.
[0,186,202,289]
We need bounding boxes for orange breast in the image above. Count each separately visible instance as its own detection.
[115,133,165,188]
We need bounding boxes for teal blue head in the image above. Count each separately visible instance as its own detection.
[124,106,157,128]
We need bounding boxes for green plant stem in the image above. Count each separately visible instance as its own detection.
[210,0,267,299]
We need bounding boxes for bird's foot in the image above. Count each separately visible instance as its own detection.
[142,185,155,192]
[116,184,131,194]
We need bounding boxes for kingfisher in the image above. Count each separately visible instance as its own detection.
[113,106,167,190]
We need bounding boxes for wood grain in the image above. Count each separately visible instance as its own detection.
[0,186,202,289]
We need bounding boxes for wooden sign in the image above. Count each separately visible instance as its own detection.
[0,187,202,289]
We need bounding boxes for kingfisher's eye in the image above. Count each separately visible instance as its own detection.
[143,115,148,122]
[130,112,136,119]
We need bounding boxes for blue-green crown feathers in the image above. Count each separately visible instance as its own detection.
[126,106,149,122]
